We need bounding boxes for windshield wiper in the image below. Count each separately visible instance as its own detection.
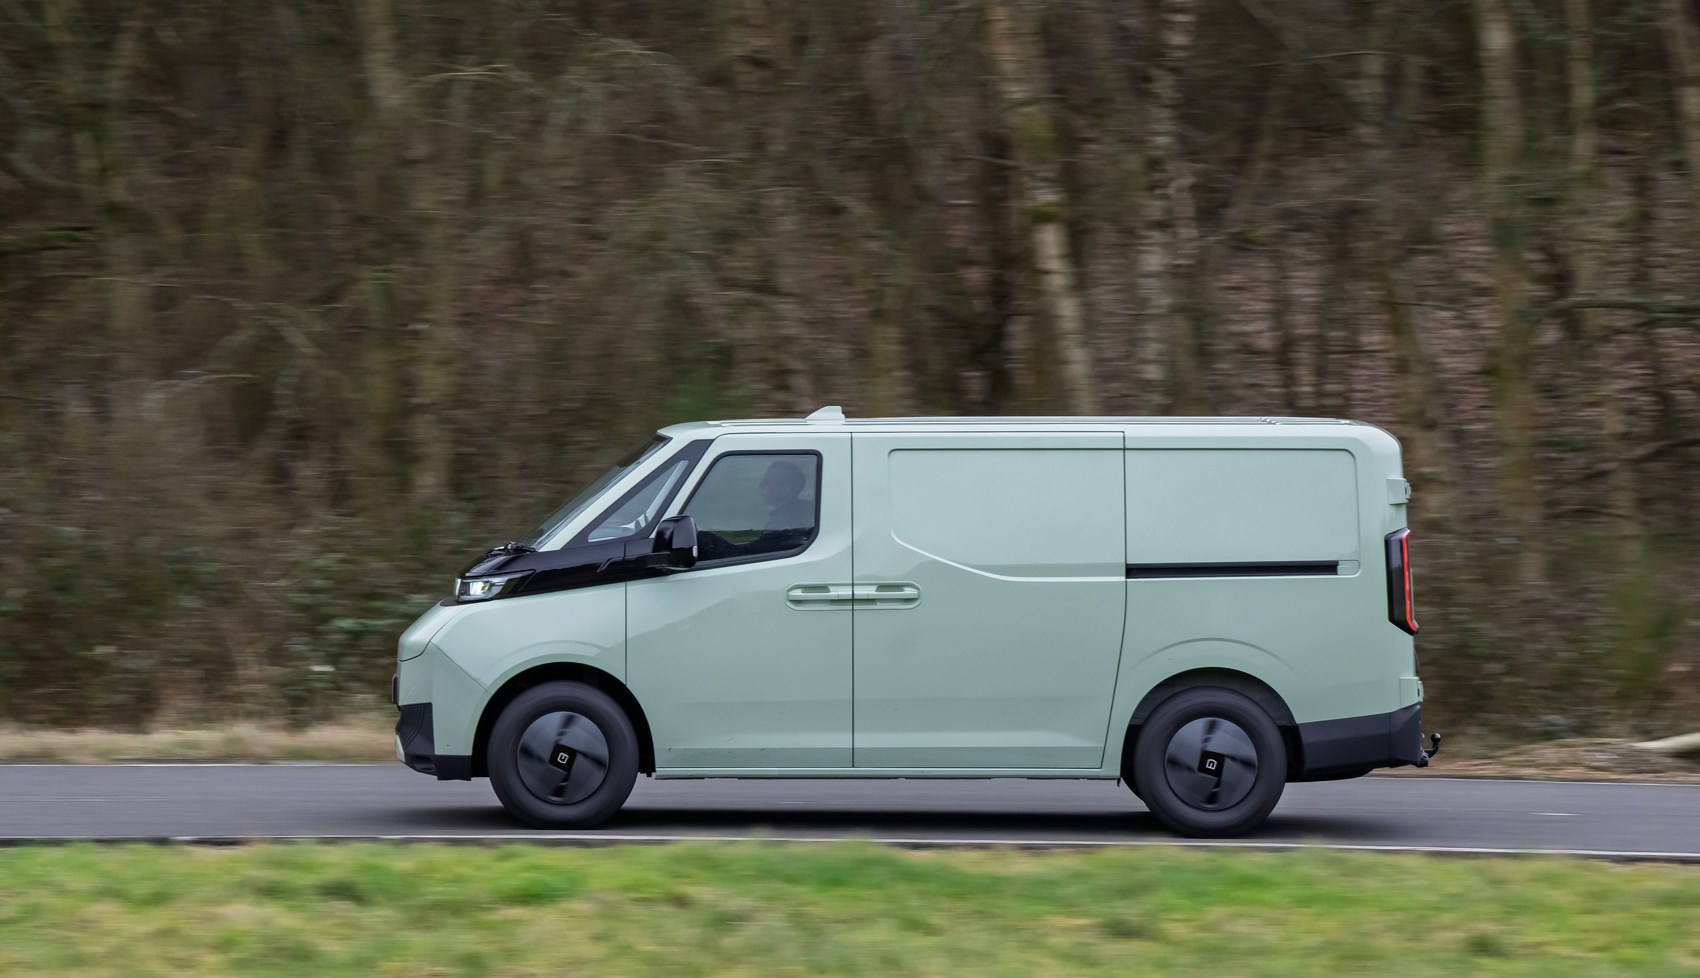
[487,540,537,556]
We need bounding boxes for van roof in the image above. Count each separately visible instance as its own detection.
[657,407,1382,440]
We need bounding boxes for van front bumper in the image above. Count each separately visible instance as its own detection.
[392,636,485,781]
[1292,703,1427,781]
[394,700,475,780]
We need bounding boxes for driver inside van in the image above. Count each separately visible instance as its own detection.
[759,460,814,531]
[690,457,817,562]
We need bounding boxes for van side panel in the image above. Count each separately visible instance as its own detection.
[1125,449,1359,563]
[851,433,1127,768]
[1113,436,1413,739]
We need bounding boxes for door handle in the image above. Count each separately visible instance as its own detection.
[786,583,855,610]
[851,583,922,608]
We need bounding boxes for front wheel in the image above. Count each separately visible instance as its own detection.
[487,681,639,829]
[1131,687,1287,838]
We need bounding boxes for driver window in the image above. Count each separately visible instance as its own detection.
[683,453,819,562]
[585,459,690,542]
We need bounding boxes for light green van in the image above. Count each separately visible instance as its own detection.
[393,408,1432,837]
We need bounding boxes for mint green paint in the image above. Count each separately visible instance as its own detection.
[627,432,854,769]
[1126,448,1359,562]
[396,602,457,661]
[852,433,1126,768]
[433,582,628,690]
[398,416,1419,780]
[395,581,628,757]
[394,641,488,757]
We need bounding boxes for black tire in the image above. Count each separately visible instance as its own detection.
[1131,687,1287,838]
[487,681,639,829]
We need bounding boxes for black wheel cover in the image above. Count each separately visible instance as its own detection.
[1162,717,1258,811]
[487,681,639,830]
[515,711,611,805]
[1130,686,1288,838]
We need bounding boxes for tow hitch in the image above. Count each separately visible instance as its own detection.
[1415,732,1442,767]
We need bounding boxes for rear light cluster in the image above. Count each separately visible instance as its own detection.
[1385,528,1418,634]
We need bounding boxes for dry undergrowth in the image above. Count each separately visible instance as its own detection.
[1381,737,1700,783]
[0,716,395,763]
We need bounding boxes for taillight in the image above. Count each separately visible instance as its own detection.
[1386,528,1418,635]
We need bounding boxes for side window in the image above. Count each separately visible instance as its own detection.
[682,453,820,562]
[585,458,691,543]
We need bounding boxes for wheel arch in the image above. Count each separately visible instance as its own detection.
[472,663,656,777]
[1118,668,1302,781]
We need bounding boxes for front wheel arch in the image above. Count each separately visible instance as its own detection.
[473,663,655,777]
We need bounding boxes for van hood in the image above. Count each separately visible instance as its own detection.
[458,538,657,599]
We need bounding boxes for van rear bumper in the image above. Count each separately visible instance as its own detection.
[1292,703,1426,781]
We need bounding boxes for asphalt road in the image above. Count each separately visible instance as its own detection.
[1,765,1697,858]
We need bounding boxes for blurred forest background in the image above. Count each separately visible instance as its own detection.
[2,0,1699,738]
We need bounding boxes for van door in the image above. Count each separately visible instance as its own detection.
[851,431,1127,769]
[628,433,853,770]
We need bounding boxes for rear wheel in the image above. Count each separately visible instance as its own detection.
[1131,687,1287,838]
[487,681,638,829]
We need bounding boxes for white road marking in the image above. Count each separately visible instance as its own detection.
[1533,812,1581,817]
[0,833,1694,861]
[0,834,1663,860]
[0,764,1697,791]
[1374,775,1700,789]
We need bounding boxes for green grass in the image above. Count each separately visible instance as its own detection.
[0,843,1695,976]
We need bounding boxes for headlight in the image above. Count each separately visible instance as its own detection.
[454,571,531,602]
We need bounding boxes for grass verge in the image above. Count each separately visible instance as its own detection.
[0,843,1695,976]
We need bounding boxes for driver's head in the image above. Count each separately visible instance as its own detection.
[759,460,806,507]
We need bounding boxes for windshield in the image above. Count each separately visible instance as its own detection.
[521,436,670,547]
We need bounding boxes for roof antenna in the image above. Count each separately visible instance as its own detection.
[805,405,845,421]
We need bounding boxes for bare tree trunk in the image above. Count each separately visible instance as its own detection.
[1270,231,1298,413]
[1312,211,1354,419]
[407,78,469,505]
[1630,142,1677,462]
[355,0,458,503]
[43,0,149,406]
[977,111,1022,414]
[1358,0,1453,521]
[1568,0,1640,562]
[1664,0,1700,248]
[1475,0,1544,584]
[724,0,816,414]
[1195,60,1293,416]
[853,231,908,418]
[1134,0,1199,414]
[984,0,1096,414]
[354,0,414,503]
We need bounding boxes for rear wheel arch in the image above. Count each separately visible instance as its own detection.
[1120,668,1302,782]
[1131,686,1289,836]
[473,663,655,777]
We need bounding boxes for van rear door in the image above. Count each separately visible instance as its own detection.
[850,431,1126,769]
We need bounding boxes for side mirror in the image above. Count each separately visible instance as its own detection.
[653,515,699,569]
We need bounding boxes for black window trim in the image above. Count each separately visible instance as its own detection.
[567,439,712,548]
[672,448,825,571]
